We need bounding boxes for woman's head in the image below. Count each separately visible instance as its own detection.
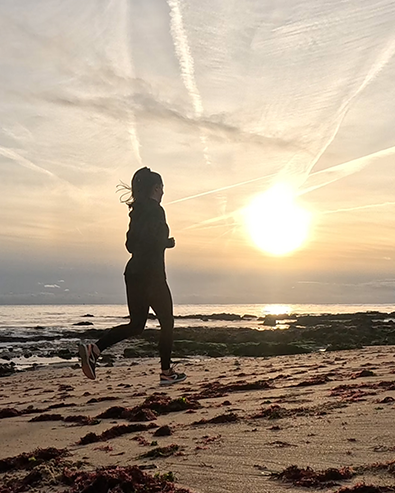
[131,167,163,203]
[117,167,164,207]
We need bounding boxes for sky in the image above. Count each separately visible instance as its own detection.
[1,0,395,305]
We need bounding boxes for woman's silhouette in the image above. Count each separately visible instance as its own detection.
[79,167,186,385]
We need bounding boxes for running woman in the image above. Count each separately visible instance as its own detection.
[79,167,186,385]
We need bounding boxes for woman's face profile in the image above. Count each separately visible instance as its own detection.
[151,183,164,203]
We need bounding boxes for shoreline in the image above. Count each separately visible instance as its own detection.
[1,311,395,376]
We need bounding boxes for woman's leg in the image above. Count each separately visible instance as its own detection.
[96,274,149,353]
[149,278,174,371]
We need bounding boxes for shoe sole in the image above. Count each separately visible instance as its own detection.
[160,374,187,386]
[78,344,96,380]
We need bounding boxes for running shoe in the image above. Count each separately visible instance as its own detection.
[160,369,187,386]
[79,343,100,380]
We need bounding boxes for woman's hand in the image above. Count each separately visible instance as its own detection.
[167,237,176,248]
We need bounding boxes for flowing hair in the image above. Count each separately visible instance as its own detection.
[117,167,163,208]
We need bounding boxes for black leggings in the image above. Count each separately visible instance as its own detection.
[96,273,174,371]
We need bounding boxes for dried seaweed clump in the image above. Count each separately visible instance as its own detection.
[334,484,395,492]
[78,423,157,445]
[0,408,21,419]
[138,444,180,459]
[95,395,200,423]
[192,412,239,426]
[62,464,192,492]
[273,464,354,487]
[0,447,68,473]
[295,375,331,387]
[250,404,287,420]
[193,379,272,399]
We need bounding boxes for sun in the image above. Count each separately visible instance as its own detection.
[244,183,311,255]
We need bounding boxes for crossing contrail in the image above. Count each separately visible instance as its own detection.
[283,39,395,187]
[307,40,395,176]
[300,145,395,195]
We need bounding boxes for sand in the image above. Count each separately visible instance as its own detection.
[1,347,395,492]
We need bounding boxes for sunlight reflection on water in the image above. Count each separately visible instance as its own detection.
[262,304,292,316]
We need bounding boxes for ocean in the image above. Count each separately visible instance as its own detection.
[0,302,394,332]
[1,303,394,370]
[1,302,395,336]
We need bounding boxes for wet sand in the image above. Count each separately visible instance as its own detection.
[1,347,395,492]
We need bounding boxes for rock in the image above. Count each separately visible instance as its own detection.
[172,340,228,357]
[263,315,277,326]
[56,349,73,360]
[73,321,94,326]
[232,342,310,357]
[0,363,16,377]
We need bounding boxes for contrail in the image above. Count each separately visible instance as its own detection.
[118,0,143,166]
[166,172,275,205]
[323,201,395,215]
[299,145,395,195]
[182,210,237,231]
[0,146,56,178]
[127,125,142,166]
[167,0,210,164]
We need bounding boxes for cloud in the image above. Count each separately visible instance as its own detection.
[44,284,61,289]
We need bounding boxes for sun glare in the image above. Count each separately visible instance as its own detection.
[245,183,311,255]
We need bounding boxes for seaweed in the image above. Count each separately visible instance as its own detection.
[137,395,201,415]
[334,485,395,492]
[0,447,68,473]
[191,379,272,399]
[273,464,354,487]
[64,415,101,426]
[138,444,180,459]
[0,408,21,419]
[78,423,157,445]
[86,396,119,404]
[62,464,192,492]
[250,401,345,420]
[95,395,200,423]
[0,402,77,421]
[0,468,43,492]
[95,406,134,420]
[295,375,331,387]
[29,413,64,422]
[192,412,239,425]
[251,404,286,420]
[330,385,375,401]
[352,370,376,379]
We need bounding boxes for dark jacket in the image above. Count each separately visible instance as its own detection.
[124,199,173,278]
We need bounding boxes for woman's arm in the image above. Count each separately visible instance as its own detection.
[125,204,173,254]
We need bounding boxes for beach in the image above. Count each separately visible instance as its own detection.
[1,345,395,492]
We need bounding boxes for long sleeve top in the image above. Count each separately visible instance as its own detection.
[124,198,173,278]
